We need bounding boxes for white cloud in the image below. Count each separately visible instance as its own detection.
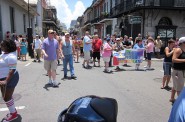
[50,0,85,29]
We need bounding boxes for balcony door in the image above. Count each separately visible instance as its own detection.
[160,0,174,7]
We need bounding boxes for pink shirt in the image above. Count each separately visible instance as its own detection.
[146,42,154,53]
[102,43,112,57]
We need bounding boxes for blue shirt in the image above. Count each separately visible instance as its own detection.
[133,43,144,49]
[42,38,58,61]
[168,87,185,122]
[83,35,92,52]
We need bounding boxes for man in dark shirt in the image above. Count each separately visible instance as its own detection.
[122,36,132,66]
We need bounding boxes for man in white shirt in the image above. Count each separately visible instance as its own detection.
[32,35,42,62]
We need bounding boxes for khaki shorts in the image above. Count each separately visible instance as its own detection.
[172,69,185,91]
[44,60,57,71]
[103,57,110,63]
[34,49,41,59]
[84,51,90,60]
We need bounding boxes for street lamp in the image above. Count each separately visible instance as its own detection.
[128,15,133,37]
[27,0,34,58]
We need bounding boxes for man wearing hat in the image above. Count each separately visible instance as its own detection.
[42,29,59,87]
[154,36,163,59]
[32,35,42,62]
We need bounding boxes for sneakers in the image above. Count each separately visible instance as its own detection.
[53,81,59,87]
[115,66,121,70]
[71,75,77,79]
[104,69,111,73]
[47,79,53,85]
[64,75,68,79]
[3,111,18,122]
[86,65,92,69]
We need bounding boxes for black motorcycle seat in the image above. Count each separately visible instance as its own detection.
[90,97,118,122]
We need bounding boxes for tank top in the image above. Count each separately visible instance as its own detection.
[164,47,172,63]
[62,40,73,55]
[173,49,185,70]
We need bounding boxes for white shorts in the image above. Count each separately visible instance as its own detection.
[155,47,160,52]
[84,51,90,60]
[172,69,185,91]
[103,57,110,63]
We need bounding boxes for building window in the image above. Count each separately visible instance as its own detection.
[23,14,26,32]
[9,6,15,33]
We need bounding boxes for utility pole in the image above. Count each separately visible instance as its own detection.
[28,0,30,28]
[27,0,34,58]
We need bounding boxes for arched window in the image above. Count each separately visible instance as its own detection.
[158,17,172,26]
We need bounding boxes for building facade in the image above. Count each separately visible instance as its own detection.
[111,0,185,45]
[0,0,37,40]
[79,0,185,46]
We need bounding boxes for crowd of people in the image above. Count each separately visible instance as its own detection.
[0,29,185,121]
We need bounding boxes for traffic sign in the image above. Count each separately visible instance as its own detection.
[129,16,142,24]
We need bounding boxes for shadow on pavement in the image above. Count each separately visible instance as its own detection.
[126,69,146,71]
[61,77,77,81]
[114,68,126,72]
[43,83,61,91]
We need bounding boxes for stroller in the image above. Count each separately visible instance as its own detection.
[58,95,118,122]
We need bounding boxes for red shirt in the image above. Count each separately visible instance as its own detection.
[92,39,102,52]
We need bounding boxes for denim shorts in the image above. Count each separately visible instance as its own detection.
[163,62,172,75]
[0,71,19,89]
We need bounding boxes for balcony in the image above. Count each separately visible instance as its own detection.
[91,17,101,24]
[110,2,124,17]
[84,20,91,25]
[43,16,56,23]
[123,0,185,13]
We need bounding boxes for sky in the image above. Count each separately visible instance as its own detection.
[50,0,93,29]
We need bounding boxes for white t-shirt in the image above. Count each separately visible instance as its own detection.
[0,52,17,78]
[14,40,21,47]
[34,39,42,49]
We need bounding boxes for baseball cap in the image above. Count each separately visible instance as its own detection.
[36,35,39,37]
[179,37,185,44]
[116,38,120,41]
[48,30,54,34]
[106,38,110,42]
[65,32,70,36]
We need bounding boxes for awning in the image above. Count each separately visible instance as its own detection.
[82,23,91,29]
[43,21,60,29]
[43,21,57,26]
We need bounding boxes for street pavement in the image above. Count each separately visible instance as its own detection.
[0,56,174,122]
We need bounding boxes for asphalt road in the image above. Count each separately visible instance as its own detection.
[0,57,173,122]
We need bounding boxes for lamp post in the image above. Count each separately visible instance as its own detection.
[128,15,133,37]
[27,0,34,58]
[28,0,30,28]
